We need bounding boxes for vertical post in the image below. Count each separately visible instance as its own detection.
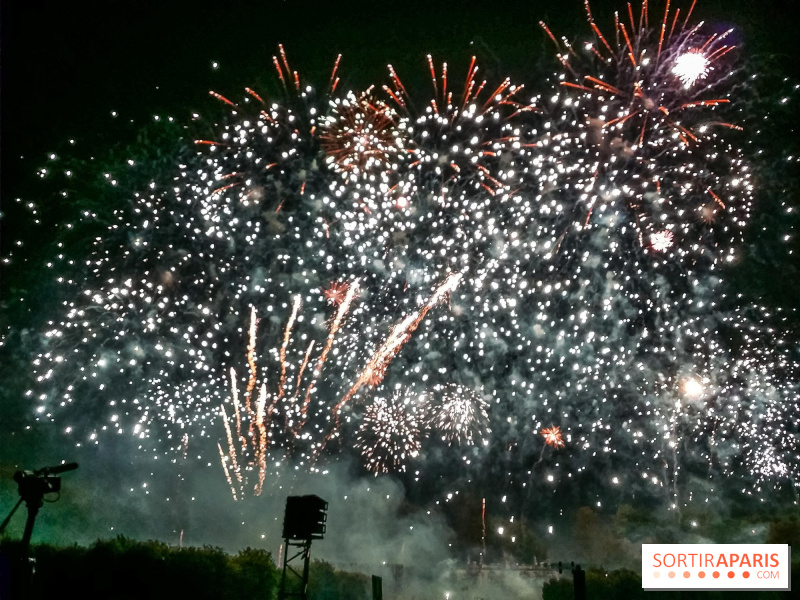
[573,564,587,600]
[481,497,486,566]
[371,575,383,600]
[279,538,290,598]
[301,540,311,597]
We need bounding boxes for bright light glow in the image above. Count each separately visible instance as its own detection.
[672,50,710,87]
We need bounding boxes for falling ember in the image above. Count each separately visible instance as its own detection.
[244,306,259,415]
[650,230,675,252]
[254,383,269,495]
[217,311,276,499]
[230,368,244,449]
[279,296,302,397]
[299,281,360,430]
[219,404,242,484]
[481,498,487,562]
[672,50,710,87]
[542,426,565,449]
[217,441,239,502]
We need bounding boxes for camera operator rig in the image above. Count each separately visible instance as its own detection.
[1,462,78,555]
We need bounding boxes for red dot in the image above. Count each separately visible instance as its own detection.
[743,571,750,579]
[698,571,706,579]
[683,571,691,578]
[728,571,735,579]
[712,571,720,578]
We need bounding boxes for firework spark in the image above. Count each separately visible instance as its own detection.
[650,230,675,252]
[334,272,462,417]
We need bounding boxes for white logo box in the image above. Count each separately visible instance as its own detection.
[642,544,791,591]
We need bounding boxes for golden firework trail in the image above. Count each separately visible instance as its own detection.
[254,383,269,495]
[297,281,360,432]
[229,366,245,450]
[219,404,242,482]
[244,305,258,417]
[218,441,239,502]
[279,295,302,398]
[328,272,463,439]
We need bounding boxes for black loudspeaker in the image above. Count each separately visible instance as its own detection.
[282,495,328,540]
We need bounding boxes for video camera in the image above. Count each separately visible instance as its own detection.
[11,463,79,503]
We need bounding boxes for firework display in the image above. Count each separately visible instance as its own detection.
[28,0,799,516]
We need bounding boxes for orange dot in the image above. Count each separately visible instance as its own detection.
[668,571,676,579]
[712,571,720,578]
[743,571,750,579]
[728,571,735,579]
[682,571,690,578]
[698,571,706,579]
[653,572,661,579]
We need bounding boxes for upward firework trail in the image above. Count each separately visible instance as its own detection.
[335,272,462,417]
[297,281,360,432]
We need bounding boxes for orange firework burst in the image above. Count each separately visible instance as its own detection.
[323,280,350,306]
[320,91,402,178]
[542,426,565,448]
[538,0,750,255]
[194,46,343,212]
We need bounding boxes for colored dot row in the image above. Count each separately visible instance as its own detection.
[654,571,752,579]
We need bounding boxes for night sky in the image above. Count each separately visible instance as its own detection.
[1,0,799,559]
